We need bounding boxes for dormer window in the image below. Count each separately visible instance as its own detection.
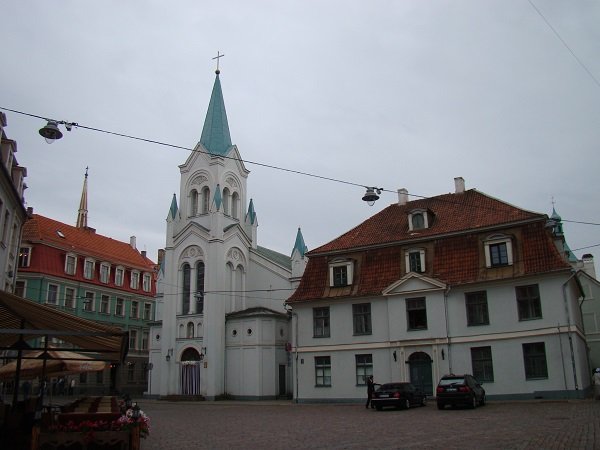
[329,259,354,287]
[65,254,77,275]
[100,262,111,284]
[405,249,426,273]
[484,234,513,268]
[115,266,125,286]
[130,270,140,289]
[408,209,431,231]
[142,272,151,292]
[83,258,95,279]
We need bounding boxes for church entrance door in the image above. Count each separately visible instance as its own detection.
[180,348,202,396]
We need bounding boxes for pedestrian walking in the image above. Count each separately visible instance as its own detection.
[593,368,600,399]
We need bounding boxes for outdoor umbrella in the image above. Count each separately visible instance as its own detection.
[0,348,107,380]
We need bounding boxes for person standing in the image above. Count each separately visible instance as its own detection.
[593,368,600,399]
[69,378,75,396]
[366,375,376,409]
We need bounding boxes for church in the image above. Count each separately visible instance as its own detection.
[147,68,307,400]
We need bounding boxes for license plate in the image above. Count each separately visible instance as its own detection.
[446,388,457,392]
[379,394,389,398]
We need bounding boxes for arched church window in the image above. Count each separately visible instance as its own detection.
[196,261,205,314]
[187,322,194,338]
[231,192,239,220]
[190,189,198,216]
[179,324,184,338]
[182,263,191,314]
[222,187,230,216]
[201,187,210,214]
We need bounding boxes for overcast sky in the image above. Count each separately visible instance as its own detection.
[2,0,599,269]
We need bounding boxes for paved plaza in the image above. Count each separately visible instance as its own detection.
[138,398,600,449]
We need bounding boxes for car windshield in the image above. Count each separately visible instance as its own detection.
[379,383,405,391]
[439,377,465,386]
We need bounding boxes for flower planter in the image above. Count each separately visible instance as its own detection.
[37,430,131,450]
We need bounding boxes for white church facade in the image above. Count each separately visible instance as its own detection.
[148,70,307,400]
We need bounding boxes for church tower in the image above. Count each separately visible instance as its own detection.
[150,67,303,400]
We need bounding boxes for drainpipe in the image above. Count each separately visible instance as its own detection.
[444,286,452,374]
[292,311,299,403]
[577,274,593,385]
[562,271,579,391]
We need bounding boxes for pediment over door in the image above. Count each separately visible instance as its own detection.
[382,273,447,296]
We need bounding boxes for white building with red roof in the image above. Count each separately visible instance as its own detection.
[287,177,591,402]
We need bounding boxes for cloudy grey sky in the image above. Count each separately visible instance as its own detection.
[2,0,599,267]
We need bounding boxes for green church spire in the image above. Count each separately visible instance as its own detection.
[200,71,232,156]
[292,228,308,257]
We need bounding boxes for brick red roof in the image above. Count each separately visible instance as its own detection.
[20,214,156,295]
[311,190,542,254]
[289,190,570,303]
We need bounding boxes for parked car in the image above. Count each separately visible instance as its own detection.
[436,374,486,410]
[371,382,427,411]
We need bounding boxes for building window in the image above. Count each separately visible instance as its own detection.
[355,354,373,385]
[83,292,94,312]
[471,346,494,382]
[231,192,239,219]
[484,235,513,268]
[523,342,548,379]
[2,210,10,244]
[100,295,110,314]
[47,284,59,305]
[408,209,430,231]
[143,303,152,321]
[141,331,149,350]
[315,356,331,387]
[222,187,230,215]
[65,254,77,275]
[115,267,124,286]
[405,249,425,273]
[190,189,198,216]
[313,307,330,338]
[130,271,140,289]
[18,247,31,267]
[142,273,151,292]
[329,260,353,287]
[187,322,194,338]
[201,186,210,214]
[129,330,137,350]
[516,284,542,321]
[406,297,427,330]
[196,261,205,314]
[15,280,25,297]
[353,303,372,335]
[100,263,110,283]
[116,298,124,316]
[65,287,75,309]
[182,263,191,314]
[465,291,489,326]
[84,259,95,280]
[131,301,139,319]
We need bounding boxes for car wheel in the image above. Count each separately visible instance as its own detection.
[403,399,410,410]
[437,402,444,410]
[469,396,477,409]
[420,396,427,407]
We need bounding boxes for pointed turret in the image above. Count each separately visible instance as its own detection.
[245,199,258,248]
[200,71,232,156]
[168,193,178,221]
[291,227,308,282]
[76,168,89,229]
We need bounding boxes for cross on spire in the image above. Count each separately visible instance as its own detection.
[212,51,225,74]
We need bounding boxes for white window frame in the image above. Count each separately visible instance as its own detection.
[484,234,513,268]
[131,300,139,319]
[130,270,140,289]
[18,247,31,268]
[65,287,76,309]
[115,266,125,286]
[115,298,125,316]
[142,273,151,292]
[15,280,26,297]
[405,248,426,273]
[129,329,138,350]
[328,259,353,287]
[83,258,95,280]
[83,291,95,312]
[100,294,110,314]
[99,262,111,284]
[408,209,429,231]
[143,302,152,321]
[65,253,77,275]
[47,283,59,305]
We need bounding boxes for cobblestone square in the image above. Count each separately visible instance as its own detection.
[139,399,600,449]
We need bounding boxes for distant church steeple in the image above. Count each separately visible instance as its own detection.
[76,167,89,229]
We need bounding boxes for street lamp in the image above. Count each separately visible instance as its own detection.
[38,120,63,144]
[362,187,382,206]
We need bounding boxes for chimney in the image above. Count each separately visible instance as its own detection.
[454,177,465,194]
[130,236,136,249]
[398,188,408,206]
[141,250,147,258]
[582,254,596,279]
[26,207,33,216]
